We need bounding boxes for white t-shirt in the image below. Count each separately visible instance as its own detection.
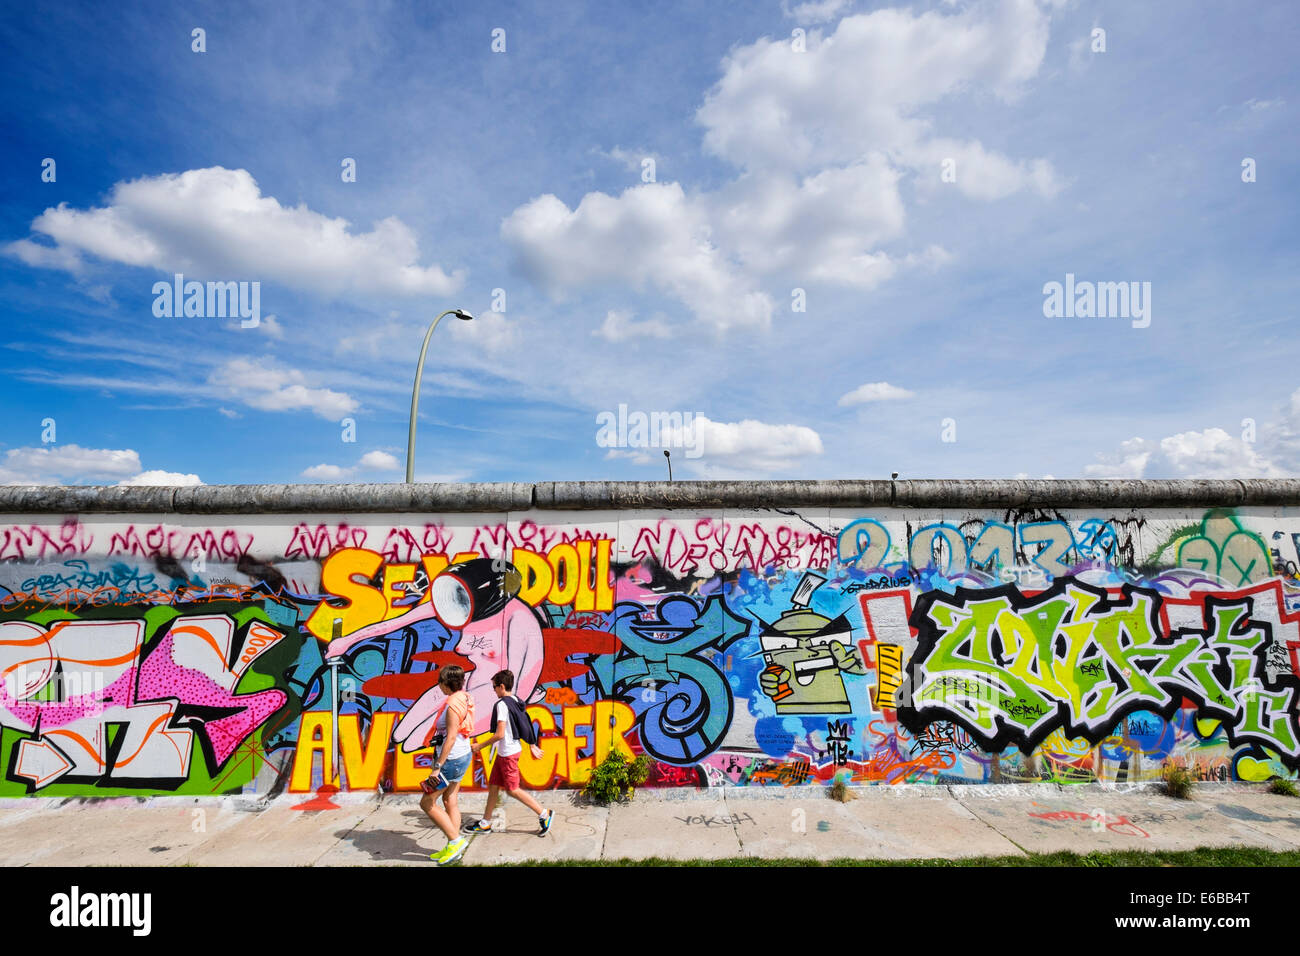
[438,700,472,760]
[492,697,522,758]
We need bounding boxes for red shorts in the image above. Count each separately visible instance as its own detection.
[488,753,520,790]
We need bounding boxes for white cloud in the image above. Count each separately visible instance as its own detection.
[1245,97,1284,112]
[358,450,400,471]
[709,158,909,285]
[445,308,520,354]
[303,449,402,481]
[838,381,915,405]
[6,239,85,272]
[1084,429,1284,479]
[502,1,1060,329]
[593,310,674,342]
[665,415,824,476]
[6,167,464,300]
[0,445,202,486]
[596,146,661,175]
[301,463,351,481]
[503,183,773,332]
[697,1,1057,179]
[783,0,853,24]
[208,356,358,420]
[218,407,241,419]
[117,470,203,486]
[1084,388,1300,479]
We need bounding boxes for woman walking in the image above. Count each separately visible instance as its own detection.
[419,664,475,865]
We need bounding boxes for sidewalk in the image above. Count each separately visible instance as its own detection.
[1,784,1297,866]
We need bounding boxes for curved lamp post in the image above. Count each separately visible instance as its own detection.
[406,308,473,482]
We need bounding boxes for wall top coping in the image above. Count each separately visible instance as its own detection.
[0,479,1297,514]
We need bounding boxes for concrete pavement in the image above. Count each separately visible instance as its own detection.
[0,783,1297,866]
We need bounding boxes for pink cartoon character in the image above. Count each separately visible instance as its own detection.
[325,558,543,751]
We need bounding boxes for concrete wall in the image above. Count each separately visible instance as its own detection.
[1,480,1298,797]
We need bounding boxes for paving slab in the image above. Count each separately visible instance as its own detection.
[461,798,609,865]
[602,795,741,860]
[0,803,247,866]
[1206,792,1300,849]
[313,800,446,866]
[840,788,1026,859]
[173,805,376,866]
[720,793,897,860]
[953,787,1289,853]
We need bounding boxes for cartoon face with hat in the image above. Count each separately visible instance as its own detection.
[753,572,866,714]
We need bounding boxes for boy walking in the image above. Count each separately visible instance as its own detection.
[468,670,554,836]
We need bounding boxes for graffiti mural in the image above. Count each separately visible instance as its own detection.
[1,505,1299,796]
[898,578,1300,760]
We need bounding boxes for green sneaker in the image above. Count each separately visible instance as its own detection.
[431,836,468,866]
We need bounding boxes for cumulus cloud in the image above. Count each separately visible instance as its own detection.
[697,0,1058,182]
[838,381,915,405]
[5,166,464,300]
[503,183,774,332]
[0,445,201,486]
[302,449,402,481]
[117,470,203,486]
[595,146,662,175]
[1084,429,1285,479]
[503,1,1061,329]
[709,157,910,286]
[208,356,358,420]
[783,0,853,24]
[1084,387,1300,479]
[593,310,674,342]
[357,450,400,471]
[301,463,351,481]
[666,415,824,476]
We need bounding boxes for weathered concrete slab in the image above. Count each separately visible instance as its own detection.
[460,798,609,865]
[313,800,444,866]
[0,803,245,866]
[0,786,1293,865]
[953,787,1290,853]
[840,788,1026,859]
[173,805,375,866]
[1207,793,1300,848]
[602,796,741,860]
[722,794,895,860]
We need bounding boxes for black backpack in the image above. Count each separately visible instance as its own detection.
[497,695,540,746]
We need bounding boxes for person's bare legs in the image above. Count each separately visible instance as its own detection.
[420,790,456,841]
[441,782,462,834]
[481,784,502,822]
[507,787,544,816]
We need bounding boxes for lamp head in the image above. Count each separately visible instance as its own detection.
[452,309,474,321]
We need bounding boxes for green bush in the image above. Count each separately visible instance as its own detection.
[1268,778,1298,797]
[1162,765,1195,799]
[583,750,653,804]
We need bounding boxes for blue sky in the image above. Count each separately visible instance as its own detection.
[2,0,1298,485]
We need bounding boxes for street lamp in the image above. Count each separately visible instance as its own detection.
[406,308,473,483]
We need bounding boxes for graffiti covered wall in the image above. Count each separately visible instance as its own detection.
[3,494,1299,797]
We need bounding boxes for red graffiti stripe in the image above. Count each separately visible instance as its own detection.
[538,629,620,684]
